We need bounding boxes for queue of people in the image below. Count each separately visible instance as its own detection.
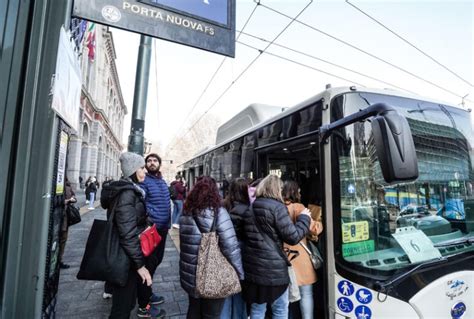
[75,150,323,319]
[178,174,323,319]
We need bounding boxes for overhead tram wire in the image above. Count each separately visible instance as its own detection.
[170,0,314,151]
[346,0,473,88]
[257,2,472,102]
[237,41,366,87]
[167,3,260,152]
[238,30,419,96]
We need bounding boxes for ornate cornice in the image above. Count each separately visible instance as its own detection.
[104,30,127,115]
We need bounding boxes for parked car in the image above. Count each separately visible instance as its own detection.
[396,205,451,235]
[396,205,431,227]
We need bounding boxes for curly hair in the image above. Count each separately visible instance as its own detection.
[183,176,221,216]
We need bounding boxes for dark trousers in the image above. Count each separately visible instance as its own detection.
[137,228,168,308]
[109,268,138,319]
[58,229,68,263]
[187,295,225,319]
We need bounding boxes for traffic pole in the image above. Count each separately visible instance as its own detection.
[128,35,152,156]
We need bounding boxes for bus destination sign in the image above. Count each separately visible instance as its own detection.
[73,0,235,57]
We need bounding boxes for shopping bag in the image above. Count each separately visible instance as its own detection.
[77,206,130,286]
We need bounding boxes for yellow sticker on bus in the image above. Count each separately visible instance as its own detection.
[342,221,369,243]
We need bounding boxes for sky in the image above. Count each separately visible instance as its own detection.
[111,0,474,152]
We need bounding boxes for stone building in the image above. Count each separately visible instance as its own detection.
[67,23,127,189]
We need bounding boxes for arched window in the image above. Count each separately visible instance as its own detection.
[82,122,89,144]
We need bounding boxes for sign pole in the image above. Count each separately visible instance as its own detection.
[128,35,152,156]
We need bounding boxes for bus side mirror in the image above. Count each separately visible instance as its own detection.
[371,111,418,183]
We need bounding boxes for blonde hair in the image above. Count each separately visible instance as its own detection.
[255,174,284,202]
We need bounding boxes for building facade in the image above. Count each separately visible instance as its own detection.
[67,23,127,189]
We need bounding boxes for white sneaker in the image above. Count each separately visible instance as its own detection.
[85,200,89,204]
[88,207,95,210]
[102,292,112,299]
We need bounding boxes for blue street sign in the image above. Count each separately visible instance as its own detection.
[356,288,373,304]
[354,305,372,319]
[337,297,354,313]
[338,280,355,296]
[73,0,236,57]
[142,0,229,25]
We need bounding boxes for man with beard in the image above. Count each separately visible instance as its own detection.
[137,153,170,318]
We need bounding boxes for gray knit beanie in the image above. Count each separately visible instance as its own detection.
[119,152,145,178]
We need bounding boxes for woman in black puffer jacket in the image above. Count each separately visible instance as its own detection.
[242,174,312,318]
[100,152,152,319]
[179,176,244,319]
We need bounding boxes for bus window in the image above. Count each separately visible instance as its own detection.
[331,92,474,272]
[223,139,242,180]
[241,133,257,179]
[203,152,213,176]
[258,119,282,145]
[211,147,224,181]
[298,101,322,134]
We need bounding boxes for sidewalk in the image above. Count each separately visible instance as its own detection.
[56,203,188,318]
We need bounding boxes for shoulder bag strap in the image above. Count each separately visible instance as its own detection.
[192,209,218,234]
[251,206,295,266]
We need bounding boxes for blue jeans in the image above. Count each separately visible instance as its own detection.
[89,192,95,208]
[299,285,314,319]
[250,288,288,319]
[172,200,183,225]
[220,293,247,319]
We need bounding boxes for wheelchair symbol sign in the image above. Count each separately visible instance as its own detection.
[337,297,354,313]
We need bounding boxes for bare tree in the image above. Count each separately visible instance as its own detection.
[162,113,221,181]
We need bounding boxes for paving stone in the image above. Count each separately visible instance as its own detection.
[155,281,175,292]
[173,289,188,302]
[56,206,188,317]
[178,300,189,313]
[162,275,180,282]
[161,301,181,317]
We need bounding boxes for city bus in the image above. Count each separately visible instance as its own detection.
[179,86,474,319]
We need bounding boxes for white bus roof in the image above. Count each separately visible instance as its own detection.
[215,103,286,145]
[183,86,464,164]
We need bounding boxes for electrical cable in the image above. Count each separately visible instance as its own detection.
[237,40,366,87]
[167,3,260,152]
[238,30,419,96]
[346,0,473,87]
[258,1,472,102]
[169,0,313,151]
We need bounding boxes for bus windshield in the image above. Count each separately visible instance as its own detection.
[331,92,474,272]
